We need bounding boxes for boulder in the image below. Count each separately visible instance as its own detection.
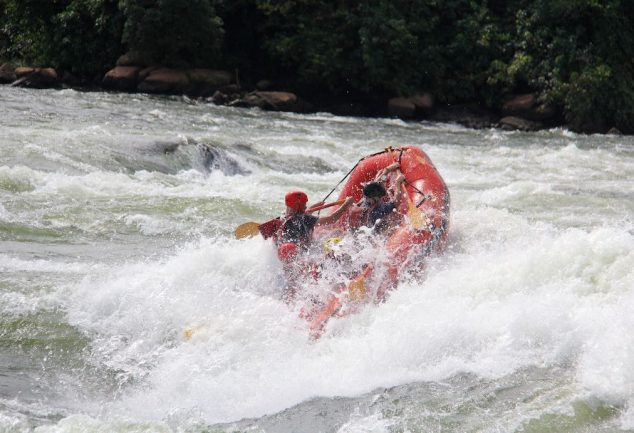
[116,51,152,67]
[502,93,557,121]
[208,84,242,105]
[102,66,141,92]
[0,64,16,84]
[387,97,416,119]
[409,93,434,113]
[11,67,58,88]
[499,116,543,131]
[210,90,229,105]
[137,68,189,94]
[138,66,157,82]
[429,104,498,129]
[218,84,241,95]
[14,67,36,78]
[240,91,298,111]
[502,93,536,113]
[186,69,232,96]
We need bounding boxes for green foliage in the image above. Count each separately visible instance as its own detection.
[254,0,514,104]
[487,0,634,132]
[255,1,363,96]
[1,0,634,132]
[53,0,124,76]
[120,0,223,68]
[0,0,65,65]
[0,0,123,76]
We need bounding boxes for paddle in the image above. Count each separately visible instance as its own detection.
[308,264,374,339]
[402,183,428,230]
[234,199,346,239]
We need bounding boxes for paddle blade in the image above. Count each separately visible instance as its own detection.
[347,276,366,302]
[407,198,427,230]
[402,184,427,230]
[234,222,261,239]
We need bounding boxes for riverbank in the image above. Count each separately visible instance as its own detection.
[0,62,625,135]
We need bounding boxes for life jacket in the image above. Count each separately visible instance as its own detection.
[278,213,318,246]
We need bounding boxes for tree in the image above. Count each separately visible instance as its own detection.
[120,0,223,68]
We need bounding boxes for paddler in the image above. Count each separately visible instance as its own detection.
[349,163,406,234]
[277,191,353,302]
[277,191,353,253]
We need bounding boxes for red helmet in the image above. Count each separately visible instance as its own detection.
[285,191,308,211]
[277,242,298,262]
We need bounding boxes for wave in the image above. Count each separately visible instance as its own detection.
[52,212,634,424]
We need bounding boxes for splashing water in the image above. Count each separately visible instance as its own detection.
[1,87,633,433]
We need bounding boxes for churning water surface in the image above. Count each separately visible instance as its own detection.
[1,87,633,433]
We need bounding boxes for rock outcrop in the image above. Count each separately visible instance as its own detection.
[234,91,299,111]
[101,65,232,96]
[502,93,557,121]
[11,67,59,88]
[0,64,17,84]
[102,66,141,92]
[499,116,543,131]
[387,93,434,119]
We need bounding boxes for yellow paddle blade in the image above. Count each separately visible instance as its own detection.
[347,276,366,302]
[406,197,427,230]
[234,221,260,239]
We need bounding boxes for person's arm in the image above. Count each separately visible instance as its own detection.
[375,162,400,182]
[392,173,406,209]
[316,197,354,226]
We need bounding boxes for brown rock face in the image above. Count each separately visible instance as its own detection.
[11,67,58,88]
[102,67,141,92]
[502,93,557,121]
[0,64,17,84]
[137,68,190,94]
[240,91,298,111]
[387,97,416,119]
[186,69,232,96]
[499,116,543,131]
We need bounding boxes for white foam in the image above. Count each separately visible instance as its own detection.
[4,87,634,430]
[55,209,634,424]
[336,411,395,433]
[0,254,98,275]
[122,214,177,236]
[32,414,172,433]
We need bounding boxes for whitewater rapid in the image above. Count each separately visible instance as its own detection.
[1,87,633,433]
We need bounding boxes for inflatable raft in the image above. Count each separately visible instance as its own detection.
[290,146,450,337]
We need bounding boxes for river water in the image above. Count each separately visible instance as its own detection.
[1,86,633,433]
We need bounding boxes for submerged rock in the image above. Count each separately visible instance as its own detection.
[499,116,544,131]
[199,143,249,175]
[235,91,299,111]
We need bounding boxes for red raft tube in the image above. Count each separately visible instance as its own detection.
[303,146,451,337]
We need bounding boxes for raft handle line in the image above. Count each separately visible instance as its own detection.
[320,161,359,206]
[319,147,404,205]
[402,178,430,207]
